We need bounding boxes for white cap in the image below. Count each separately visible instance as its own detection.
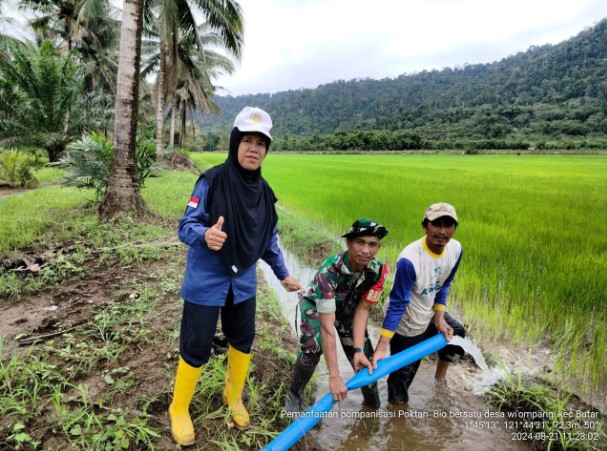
[233,106,273,141]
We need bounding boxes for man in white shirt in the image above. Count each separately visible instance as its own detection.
[372,202,466,403]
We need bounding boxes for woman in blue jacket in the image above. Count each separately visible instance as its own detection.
[170,106,302,446]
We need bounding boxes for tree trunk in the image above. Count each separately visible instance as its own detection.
[46,143,65,162]
[180,99,186,148]
[155,43,166,161]
[168,104,176,151]
[190,109,196,139]
[99,0,149,220]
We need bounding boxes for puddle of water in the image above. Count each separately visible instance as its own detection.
[260,245,529,451]
[259,242,315,332]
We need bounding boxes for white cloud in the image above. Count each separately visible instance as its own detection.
[216,0,607,96]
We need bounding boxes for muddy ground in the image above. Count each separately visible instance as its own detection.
[0,234,322,450]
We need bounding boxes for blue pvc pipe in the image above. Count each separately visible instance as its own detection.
[261,333,448,451]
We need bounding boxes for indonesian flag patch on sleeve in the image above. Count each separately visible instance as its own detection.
[187,196,200,209]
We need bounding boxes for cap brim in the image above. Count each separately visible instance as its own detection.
[426,213,458,222]
[236,126,272,141]
[342,231,387,239]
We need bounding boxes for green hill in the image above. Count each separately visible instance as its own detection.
[201,19,607,151]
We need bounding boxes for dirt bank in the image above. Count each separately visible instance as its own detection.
[0,235,320,450]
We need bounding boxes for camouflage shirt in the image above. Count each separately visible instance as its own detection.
[300,251,383,316]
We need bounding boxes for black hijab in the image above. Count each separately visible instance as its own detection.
[202,128,278,275]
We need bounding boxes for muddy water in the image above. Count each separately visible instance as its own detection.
[259,247,530,451]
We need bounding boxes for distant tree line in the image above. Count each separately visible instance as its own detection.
[268,131,607,152]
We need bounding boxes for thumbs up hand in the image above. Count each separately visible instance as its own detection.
[205,216,227,251]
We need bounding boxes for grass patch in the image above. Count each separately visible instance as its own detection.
[0,212,175,300]
[142,169,200,218]
[0,261,302,450]
[487,370,607,450]
[35,166,68,184]
[0,186,95,252]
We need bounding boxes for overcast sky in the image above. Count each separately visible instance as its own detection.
[2,0,607,97]
[214,0,607,96]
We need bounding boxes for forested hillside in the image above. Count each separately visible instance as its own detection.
[202,18,607,151]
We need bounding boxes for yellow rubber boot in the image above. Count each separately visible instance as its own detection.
[169,356,202,446]
[223,345,252,430]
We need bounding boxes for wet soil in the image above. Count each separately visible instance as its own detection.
[1,261,134,354]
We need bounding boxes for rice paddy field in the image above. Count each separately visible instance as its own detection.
[197,153,607,393]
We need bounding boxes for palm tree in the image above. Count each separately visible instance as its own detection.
[147,0,243,159]
[100,0,243,218]
[143,21,236,151]
[0,40,97,161]
[20,0,109,49]
[98,0,147,219]
[19,0,120,94]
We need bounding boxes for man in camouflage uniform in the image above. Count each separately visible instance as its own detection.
[284,218,390,413]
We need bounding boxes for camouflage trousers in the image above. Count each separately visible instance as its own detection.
[297,299,377,389]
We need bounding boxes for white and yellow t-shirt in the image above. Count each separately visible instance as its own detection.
[381,237,463,338]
